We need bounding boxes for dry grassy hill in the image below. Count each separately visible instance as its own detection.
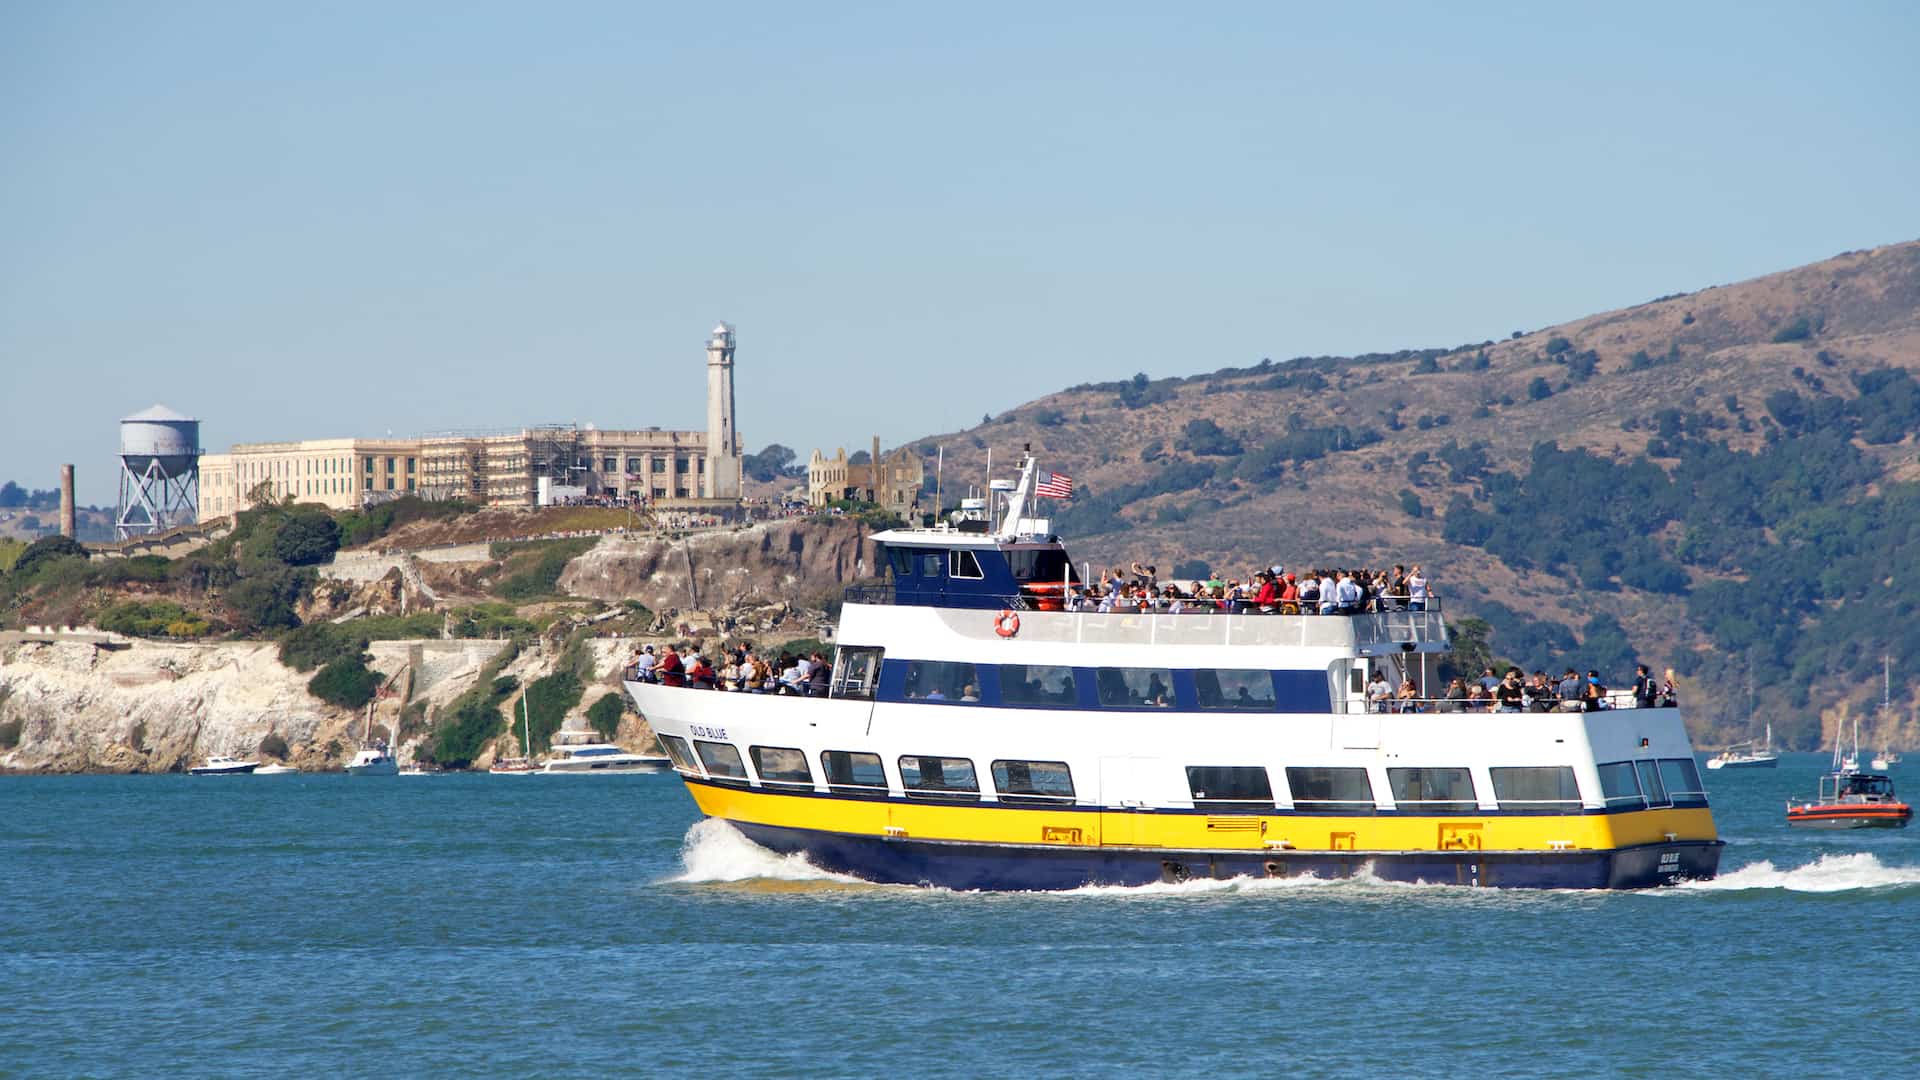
[900,239,1920,748]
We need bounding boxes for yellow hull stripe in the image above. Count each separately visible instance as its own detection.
[684,780,1719,853]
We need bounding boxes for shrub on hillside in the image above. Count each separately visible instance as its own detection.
[95,600,210,638]
[1175,419,1243,457]
[309,655,381,710]
[586,692,626,741]
[521,670,584,753]
[492,538,598,601]
[224,567,309,632]
[279,622,367,672]
[271,508,341,566]
[10,534,88,581]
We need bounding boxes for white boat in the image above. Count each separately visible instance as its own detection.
[537,728,670,774]
[254,762,300,776]
[188,754,259,776]
[1705,723,1778,770]
[397,764,435,777]
[346,701,397,775]
[1870,657,1901,771]
[629,451,1724,891]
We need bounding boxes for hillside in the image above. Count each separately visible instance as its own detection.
[904,240,1920,751]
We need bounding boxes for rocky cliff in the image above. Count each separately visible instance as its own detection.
[559,517,875,613]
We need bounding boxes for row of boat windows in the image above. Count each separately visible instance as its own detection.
[876,659,1330,713]
[656,735,1707,812]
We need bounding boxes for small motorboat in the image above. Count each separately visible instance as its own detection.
[1871,750,1902,771]
[1787,771,1911,829]
[397,764,436,777]
[488,757,535,775]
[188,754,259,776]
[253,762,300,776]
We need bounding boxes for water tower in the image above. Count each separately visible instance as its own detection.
[116,404,202,539]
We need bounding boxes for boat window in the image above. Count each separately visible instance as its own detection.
[921,553,944,578]
[694,740,748,782]
[886,547,914,577]
[990,759,1075,804]
[1000,664,1077,707]
[1186,766,1275,811]
[1284,767,1376,813]
[903,660,980,703]
[1387,767,1478,813]
[1095,667,1176,709]
[898,755,980,800]
[1657,758,1706,800]
[1195,669,1278,711]
[658,734,698,773]
[821,750,888,795]
[750,746,814,788]
[830,647,884,701]
[1489,766,1581,811]
[1596,761,1644,808]
[949,549,983,579]
[1006,547,1073,582]
[1635,760,1670,807]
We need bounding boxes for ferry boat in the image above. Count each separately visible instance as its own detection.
[627,454,1723,890]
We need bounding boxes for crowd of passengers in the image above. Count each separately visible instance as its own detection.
[1061,562,1434,614]
[625,642,837,695]
[1365,664,1678,713]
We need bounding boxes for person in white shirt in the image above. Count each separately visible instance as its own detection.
[634,646,656,682]
[1408,566,1430,611]
[1334,573,1363,614]
[1318,572,1338,615]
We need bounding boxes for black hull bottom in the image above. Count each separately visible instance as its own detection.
[731,822,1724,891]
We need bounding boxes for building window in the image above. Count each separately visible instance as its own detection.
[1195,670,1277,710]
[749,746,813,789]
[1284,767,1376,813]
[901,660,977,702]
[990,760,1074,804]
[898,755,979,800]
[1093,667,1175,709]
[1386,767,1478,813]
[652,459,667,473]
[676,458,690,473]
[675,488,689,498]
[1186,766,1275,810]
[364,457,374,472]
[602,457,617,472]
[626,457,642,472]
[406,457,415,472]
[1000,664,1076,707]
[386,457,396,471]
[820,750,887,795]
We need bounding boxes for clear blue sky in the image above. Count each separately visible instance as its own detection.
[4,1,1916,505]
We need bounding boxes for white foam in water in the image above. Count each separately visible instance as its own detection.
[1676,851,1920,893]
[668,818,865,885]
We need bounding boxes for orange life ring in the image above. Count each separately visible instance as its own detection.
[993,609,1020,638]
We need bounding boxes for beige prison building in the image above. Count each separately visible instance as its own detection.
[197,324,746,522]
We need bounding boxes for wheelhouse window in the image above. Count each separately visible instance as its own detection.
[1387,767,1478,813]
[948,549,983,579]
[694,740,748,783]
[1596,761,1644,808]
[831,647,883,700]
[990,760,1075,804]
[1094,667,1175,708]
[1195,669,1278,711]
[1658,758,1707,801]
[1005,547,1073,583]
[1284,767,1376,813]
[886,547,915,577]
[898,755,980,800]
[1186,766,1275,811]
[821,750,888,795]
[1000,664,1076,707]
[1634,759,1670,807]
[658,734,697,774]
[1489,766,1581,811]
[921,554,944,578]
[902,660,979,702]
[750,746,813,789]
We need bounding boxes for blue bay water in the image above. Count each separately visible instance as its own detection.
[3,753,1917,1078]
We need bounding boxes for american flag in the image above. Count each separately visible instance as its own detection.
[1035,471,1074,499]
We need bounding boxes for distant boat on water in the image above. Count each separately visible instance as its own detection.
[254,762,300,776]
[1706,724,1778,770]
[188,755,258,776]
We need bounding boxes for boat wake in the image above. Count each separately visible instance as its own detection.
[1673,852,1920,894]
[667,818,868,886]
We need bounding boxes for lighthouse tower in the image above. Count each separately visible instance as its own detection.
[704,322,742,499]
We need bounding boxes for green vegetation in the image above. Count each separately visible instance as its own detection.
[9,534,87,581]
[586,692,626,741]
[447,602,537,638]
[335,497,474,548]
[308,655,382,710]
[1175,419,1242,457]
[521,670,584,753]
[0,538,24,573]
[1441,367,1920,723]
[490,537,599,600]
[94,599,212,638]
[270,507,341,566]
[428,649,520,766]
